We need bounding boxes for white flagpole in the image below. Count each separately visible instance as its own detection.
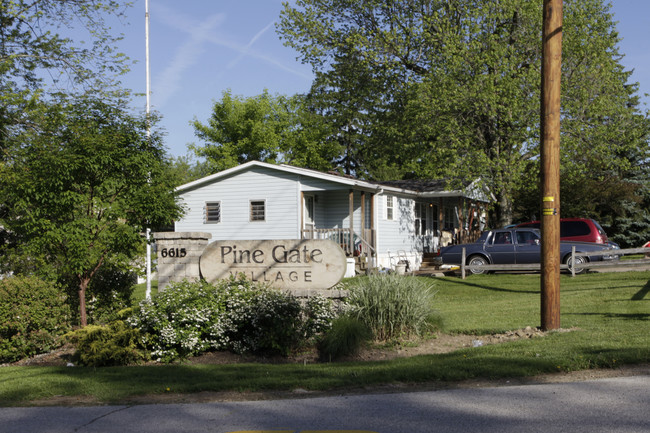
[145,0,152,300]
[145,0,151,126]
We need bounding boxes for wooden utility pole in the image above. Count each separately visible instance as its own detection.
[540,0,563,330]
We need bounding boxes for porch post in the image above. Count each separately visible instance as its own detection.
[458,197,465,243]
[361,191,366,236]
[371,192,376,265]
[300,191,305,239]
[349,189,354,254]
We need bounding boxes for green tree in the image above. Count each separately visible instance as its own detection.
[191,89,339,173]
[0,0,128,92]
[0,97,183,327]
[279,0,650,226]
[0,0,129,140]
[304,50,382,176]
[168,154,212,187]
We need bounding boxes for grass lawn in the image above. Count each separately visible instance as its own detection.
[131,280,158,303]
[1,271,649,406]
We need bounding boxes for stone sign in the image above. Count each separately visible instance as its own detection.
[200,239,347,290]
[154,232,212,291]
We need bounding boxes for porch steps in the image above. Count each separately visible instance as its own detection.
[420,252,439,268]
[355,255,370,274]
[414,252,449,276]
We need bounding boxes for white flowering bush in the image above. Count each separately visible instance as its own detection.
[303,295,338,336]
[128,275,337,362]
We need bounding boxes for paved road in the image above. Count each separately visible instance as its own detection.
[2,375,649,433]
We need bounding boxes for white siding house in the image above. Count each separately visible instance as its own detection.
[174,161,489,271]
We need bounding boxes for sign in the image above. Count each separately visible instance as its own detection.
[200,239,347,290]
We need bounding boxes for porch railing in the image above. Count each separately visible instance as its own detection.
[301,228,375,257]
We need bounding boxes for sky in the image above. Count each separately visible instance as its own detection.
[114,0,650,158]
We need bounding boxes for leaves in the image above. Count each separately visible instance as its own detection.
[278,0,650,227]
[0,96,183,326]
[191,90,339,173]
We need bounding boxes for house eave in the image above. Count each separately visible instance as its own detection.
[175,160,489,202]
[176,161,386,194]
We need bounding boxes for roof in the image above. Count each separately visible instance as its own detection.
[376,179,473,193]
[176,160,487,201]
[176,160,382,193]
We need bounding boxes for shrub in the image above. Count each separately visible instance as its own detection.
[302,295,337,341]
[226,289,304,356]
[68,321,147,367]
[318,315,371,361]
[128,278,239,362]
[128,276,338,362]
[0,276,71,363]
[346,274,441,341]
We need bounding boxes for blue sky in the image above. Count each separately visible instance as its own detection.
[115,1,650,158]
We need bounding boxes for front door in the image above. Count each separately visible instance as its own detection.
[303,194,315,233]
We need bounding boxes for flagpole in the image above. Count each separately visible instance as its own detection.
[145,0,152,300]
[145,0,151,126]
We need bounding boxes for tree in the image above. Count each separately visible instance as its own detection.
[303,49,385,176]
[278,0,650,227]
[191,90,339,173]
[0,0,128,94]
[168,154,213,187]
[0,97,183,326]
[1,0,130,164]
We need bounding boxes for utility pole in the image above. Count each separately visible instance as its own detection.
[540,0,563,330]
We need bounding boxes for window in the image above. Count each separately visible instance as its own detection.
[493,231,512,244]
[205,201,221,223]
[250,200,265,222]
[516,230,539,245]
[415,202,427,235]
[444,207,455,230]
[386,195,394,220]
[561,221,590,237]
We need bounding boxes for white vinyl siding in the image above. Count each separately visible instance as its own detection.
[175,166,299,240]
[376,194,417,256]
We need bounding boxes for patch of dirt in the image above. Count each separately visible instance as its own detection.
[6,328,649,406]
[5,327,548,367]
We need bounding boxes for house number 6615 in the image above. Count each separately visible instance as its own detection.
[161,247,187,258]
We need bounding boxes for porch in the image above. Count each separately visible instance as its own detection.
[414,197,486,252]
[300,188,377,261]
[301,227,376,258]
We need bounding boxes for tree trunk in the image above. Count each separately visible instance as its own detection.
[494,193,514,228]
[78,278,90,327]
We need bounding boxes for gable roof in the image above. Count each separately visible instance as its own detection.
[176,160,488,201]
[176,160,381,193]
